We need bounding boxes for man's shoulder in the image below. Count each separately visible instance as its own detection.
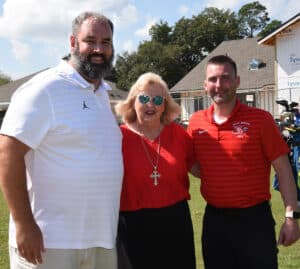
[189,109,208,122]
[20,66,64,90]
[16,63,81,97]
[238,103,273,119]
[187,109,210,133]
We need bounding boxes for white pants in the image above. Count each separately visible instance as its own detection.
[9,246,117,269]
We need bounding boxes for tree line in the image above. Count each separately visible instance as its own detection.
[114,1,281,90]
[0,1,281,90]
[0,71,11,86]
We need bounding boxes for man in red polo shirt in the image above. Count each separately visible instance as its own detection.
[188,55,300,269]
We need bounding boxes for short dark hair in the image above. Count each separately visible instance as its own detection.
[207,55,237,76]
[72,11,114,36]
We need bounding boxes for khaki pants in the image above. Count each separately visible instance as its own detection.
[9,246,117,269]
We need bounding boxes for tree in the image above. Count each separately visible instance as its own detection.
[115,41,186,90]
[149,20,172,45]
[238,1,270,38]
[172,8,239,71]
[258,20,282,37]
[115,7,240,88]
[194,7,239,53]
[114,4,276,88]
[115,51,140,90]
[172,17,201,71]
[0,71,11,86]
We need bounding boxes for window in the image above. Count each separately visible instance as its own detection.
[249,58,265,70]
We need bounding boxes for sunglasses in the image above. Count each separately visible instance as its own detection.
[138,94,164,106]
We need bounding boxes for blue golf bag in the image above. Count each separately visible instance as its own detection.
[273,130,300,201]
[273,99,300,201]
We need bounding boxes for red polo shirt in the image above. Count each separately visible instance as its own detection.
[187,100,289,208]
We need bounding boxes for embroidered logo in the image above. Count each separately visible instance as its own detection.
[82,101,90,110]
[232,121,250,138]
[197,129,208,135]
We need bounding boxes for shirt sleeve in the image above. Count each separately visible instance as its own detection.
[175,123,196,169]
[0,82,53,149]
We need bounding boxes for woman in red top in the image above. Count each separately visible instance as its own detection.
[115,72,197,269]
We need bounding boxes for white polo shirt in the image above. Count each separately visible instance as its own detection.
[1,60,124,249]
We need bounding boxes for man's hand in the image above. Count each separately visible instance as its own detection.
[16,221,45,264]
[0,135,45,264]
[278,218,300,246]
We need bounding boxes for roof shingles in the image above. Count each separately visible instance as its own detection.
[170,37,275,92]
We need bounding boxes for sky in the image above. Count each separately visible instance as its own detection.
[0,0,299,80]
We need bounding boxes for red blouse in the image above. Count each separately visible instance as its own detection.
[120,122,196,211]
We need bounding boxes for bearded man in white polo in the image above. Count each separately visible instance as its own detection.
[0,11,123,269]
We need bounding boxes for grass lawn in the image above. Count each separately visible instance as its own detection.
[189,175,300,269]
[0,189,9,269]
[1,176,300,269]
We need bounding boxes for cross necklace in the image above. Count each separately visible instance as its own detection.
[140,135,161,186]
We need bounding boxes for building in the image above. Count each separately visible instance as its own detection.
[170,37,275,122]
[258,12,300,115]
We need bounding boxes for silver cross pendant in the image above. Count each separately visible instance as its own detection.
[150,167,161,186]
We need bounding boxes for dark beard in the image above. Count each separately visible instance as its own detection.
[72,47,114,80]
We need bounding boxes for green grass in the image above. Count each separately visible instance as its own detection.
[189,176,205,269]
[189,175,300,269]
[1,177,300,269]
[0,189,9,269]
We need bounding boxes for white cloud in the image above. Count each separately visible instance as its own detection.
[1,0,299,79]
[122,40,135,53]
[205,0,241,10]
[0,0,138,43]
[42,44,69,62]
[258,0,300,21]
[112,4,138,29]
[11,40,31,62]
[0,0,140,69]
[178,5,190,16]
[135,17,158,39]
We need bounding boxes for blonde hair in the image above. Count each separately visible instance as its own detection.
[115,72,181,124]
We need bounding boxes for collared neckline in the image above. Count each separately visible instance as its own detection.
[207,99,241,125]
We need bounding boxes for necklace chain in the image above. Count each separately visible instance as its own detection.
[140,136,161,186]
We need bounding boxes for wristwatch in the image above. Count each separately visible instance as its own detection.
[285,211,300,219]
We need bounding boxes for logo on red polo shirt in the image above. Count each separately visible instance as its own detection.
[232,121,250,138]
[197,129,208,134]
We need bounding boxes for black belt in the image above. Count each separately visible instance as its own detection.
[206,201,270,216]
